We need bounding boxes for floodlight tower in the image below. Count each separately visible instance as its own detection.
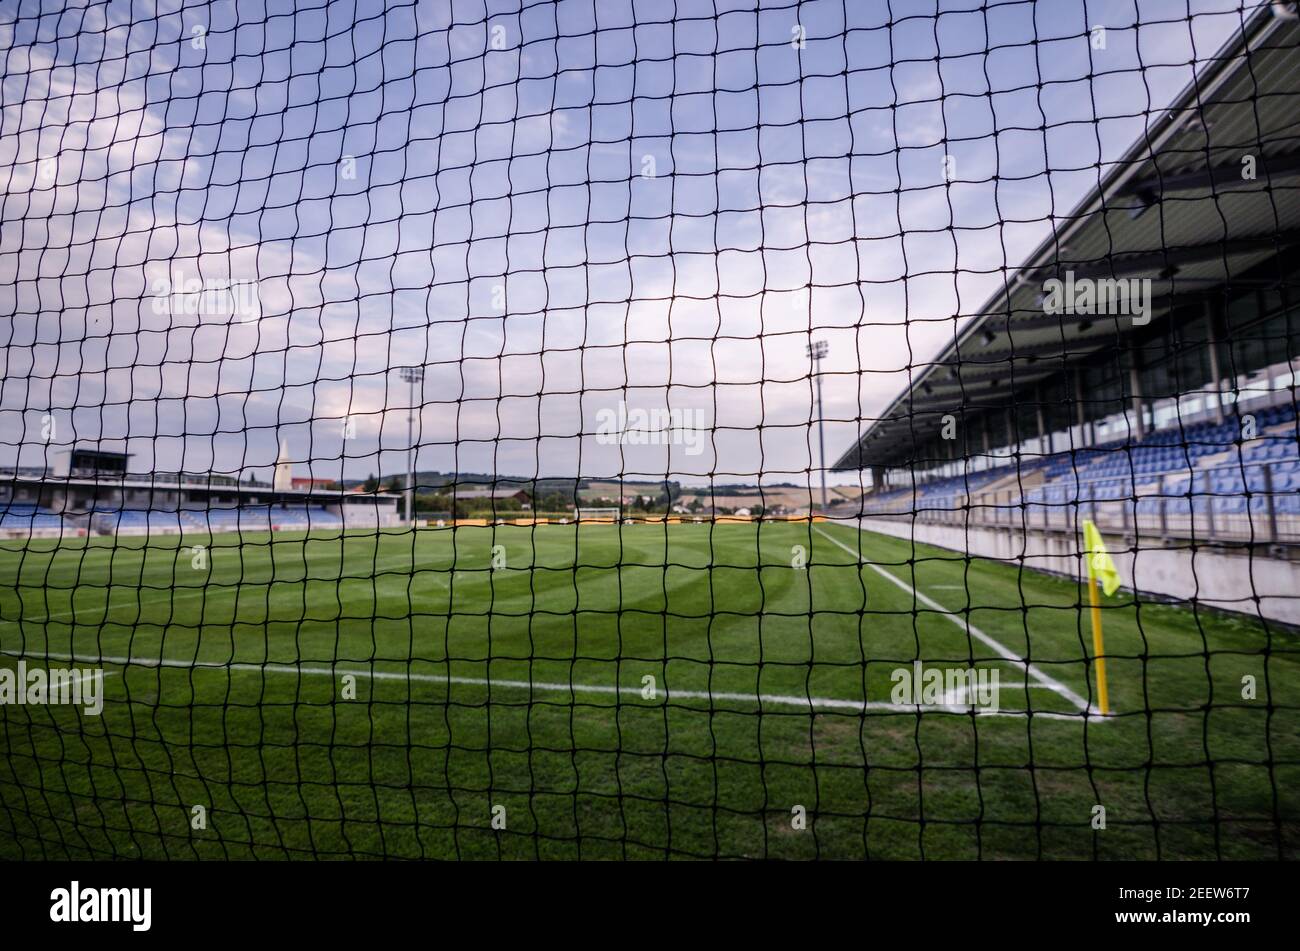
[807,340,829,515]
[399,366,424,525]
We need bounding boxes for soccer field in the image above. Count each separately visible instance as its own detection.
[1,521,1296,860]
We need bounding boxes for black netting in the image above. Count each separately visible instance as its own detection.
[1,0,1298,861]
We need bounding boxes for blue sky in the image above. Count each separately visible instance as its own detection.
[0,0,1262,486]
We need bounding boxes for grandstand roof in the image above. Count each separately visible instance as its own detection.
[833,4,1300,471]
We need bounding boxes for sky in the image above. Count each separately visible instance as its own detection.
[0,0,1264,488]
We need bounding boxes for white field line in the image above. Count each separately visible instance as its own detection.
[813,526,1097,715]
[30,585,213,623]
[0,649,1094,722]
[67,669,117,686]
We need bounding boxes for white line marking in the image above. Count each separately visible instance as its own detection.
[0,649,1099,722]
[27,586,211,623]
[814,526,1097,714]
[67,669,117,685]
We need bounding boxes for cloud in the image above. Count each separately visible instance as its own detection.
[0,0,1258,485]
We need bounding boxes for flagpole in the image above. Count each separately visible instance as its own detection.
[1087,559,1110,716]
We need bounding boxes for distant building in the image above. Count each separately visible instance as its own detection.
[449,486,532,516]
[291,477,336,490]
[273,440,293,491]
[452,487,531,504]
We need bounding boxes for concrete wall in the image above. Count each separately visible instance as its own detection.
[847,516,1300,628]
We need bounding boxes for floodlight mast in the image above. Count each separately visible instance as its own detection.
[399,366,424,525]
[806,341,829,516]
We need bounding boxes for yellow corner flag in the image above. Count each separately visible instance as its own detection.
[1083,519,1121,596]
[1081,519,1119,715]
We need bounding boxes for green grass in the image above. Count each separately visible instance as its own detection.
[1,521,1297,859]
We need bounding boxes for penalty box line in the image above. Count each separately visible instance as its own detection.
[0,649,1098,722]
[813,525,1097,715]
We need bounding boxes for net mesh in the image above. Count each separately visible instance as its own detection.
[1,0,1298,860]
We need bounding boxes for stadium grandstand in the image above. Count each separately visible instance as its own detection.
[834,4,1300,624]
[0,444,401,538]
